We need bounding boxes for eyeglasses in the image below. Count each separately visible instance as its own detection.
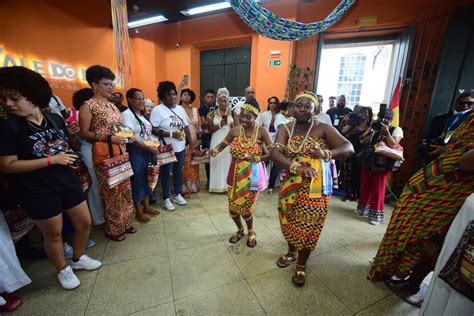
[269,101,277,104]
[97,81,115,88]
[461,101,473,106]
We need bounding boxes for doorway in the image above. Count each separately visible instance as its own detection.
[200,46,251,97]
[316,37,398,114]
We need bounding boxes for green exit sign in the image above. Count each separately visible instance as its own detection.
[269,59,281,67]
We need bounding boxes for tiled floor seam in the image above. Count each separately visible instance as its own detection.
[352,293,394,315]
[127,299,176,315]
[208,210,268,314]
[307,269,356,314]
[160,210,179,316]
[84,239,109,315]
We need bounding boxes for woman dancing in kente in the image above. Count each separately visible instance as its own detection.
[271,91,354,285]
[210,99,272,247]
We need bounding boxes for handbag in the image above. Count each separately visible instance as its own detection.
[102,141,134,188]
[93,141,121,166]
[4,207,35,243]
[374,141,404,161]
[191,149,209,165]
[155,137,177,166]
[72,161,92,193]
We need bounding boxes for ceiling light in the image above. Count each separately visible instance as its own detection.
[180,2,231,16]
[127,15,168,28]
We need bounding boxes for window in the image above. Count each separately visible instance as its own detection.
[336,53,366,108]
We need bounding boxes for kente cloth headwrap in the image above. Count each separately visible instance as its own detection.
[295,91,319,107]
[216,87,230,101]
[241,102,261,116]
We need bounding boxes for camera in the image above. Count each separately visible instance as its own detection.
[418,138,445,163]
[348,113,363,127]
[71,151,83,167]
[371,118,388,130]
[175,42,181,49]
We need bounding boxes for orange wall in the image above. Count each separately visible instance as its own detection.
[2,0,472,109]
[0,0,159,106]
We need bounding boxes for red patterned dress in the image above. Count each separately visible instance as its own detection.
[86,98,134,237]
[226,128,265,217]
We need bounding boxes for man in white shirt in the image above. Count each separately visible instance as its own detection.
[233,86,256,116]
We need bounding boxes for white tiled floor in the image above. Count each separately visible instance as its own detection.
[13,189,419,315]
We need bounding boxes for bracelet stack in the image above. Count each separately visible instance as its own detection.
[289,161,301,174]
[324,149,332,162]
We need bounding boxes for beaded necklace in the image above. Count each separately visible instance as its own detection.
[238,123,259,148]
[287,118,314,154]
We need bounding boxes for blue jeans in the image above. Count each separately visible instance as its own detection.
[160,150,185,200]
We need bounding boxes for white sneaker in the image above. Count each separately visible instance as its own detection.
[171,194,187,206]
[71,254,102,271]
[369,220,381,226]
[163,198,176,211]
[57,266,80,290]
[64,242,73,259]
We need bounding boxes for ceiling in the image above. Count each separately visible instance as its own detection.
[126,0,235,24]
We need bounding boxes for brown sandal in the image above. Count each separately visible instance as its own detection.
[125,226,137,234]
[292,264,306,286]
[106,234,125,242]
[229,228,244,244]
[277,252,298,268]
[136,213,151,223]
[247,229,257,248]
[144,208,161,216]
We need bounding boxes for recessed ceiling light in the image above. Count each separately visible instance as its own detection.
[127,15,168,28]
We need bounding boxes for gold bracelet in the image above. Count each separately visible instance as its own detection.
[324,149,332,162]
[289,161,301,174]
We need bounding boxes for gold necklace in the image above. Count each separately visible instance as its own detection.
[288,118,314,154]
[238,123,258,148]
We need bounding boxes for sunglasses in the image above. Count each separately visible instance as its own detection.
[461,101,473,106]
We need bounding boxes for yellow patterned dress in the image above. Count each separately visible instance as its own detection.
[227,133,265,218]
[278,136,331,250]
[86,98,134,237]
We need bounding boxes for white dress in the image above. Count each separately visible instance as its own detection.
[209,110,233,193]
[0,212,31,294]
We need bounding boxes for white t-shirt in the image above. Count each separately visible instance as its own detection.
[315,113,332,125]
[257,111,286,141]
[122,109,152,143]
[150,104,189,153]
[49,96,66,116]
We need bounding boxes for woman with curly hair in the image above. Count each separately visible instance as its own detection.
[79,65,136,241]
[0,66,101,290]
[150,81,194,211]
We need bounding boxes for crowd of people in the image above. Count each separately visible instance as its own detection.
[0,64,472,312]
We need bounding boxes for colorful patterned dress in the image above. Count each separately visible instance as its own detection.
[368,113,474,280]
[182,107,200,195]
[278,136,331,250]
[227,132,265,217]
[86,98,134,237]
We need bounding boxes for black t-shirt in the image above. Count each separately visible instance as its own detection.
[0,113,81,196]
[326,107,352,127]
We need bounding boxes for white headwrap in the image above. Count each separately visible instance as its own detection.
[216,87,230,101]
